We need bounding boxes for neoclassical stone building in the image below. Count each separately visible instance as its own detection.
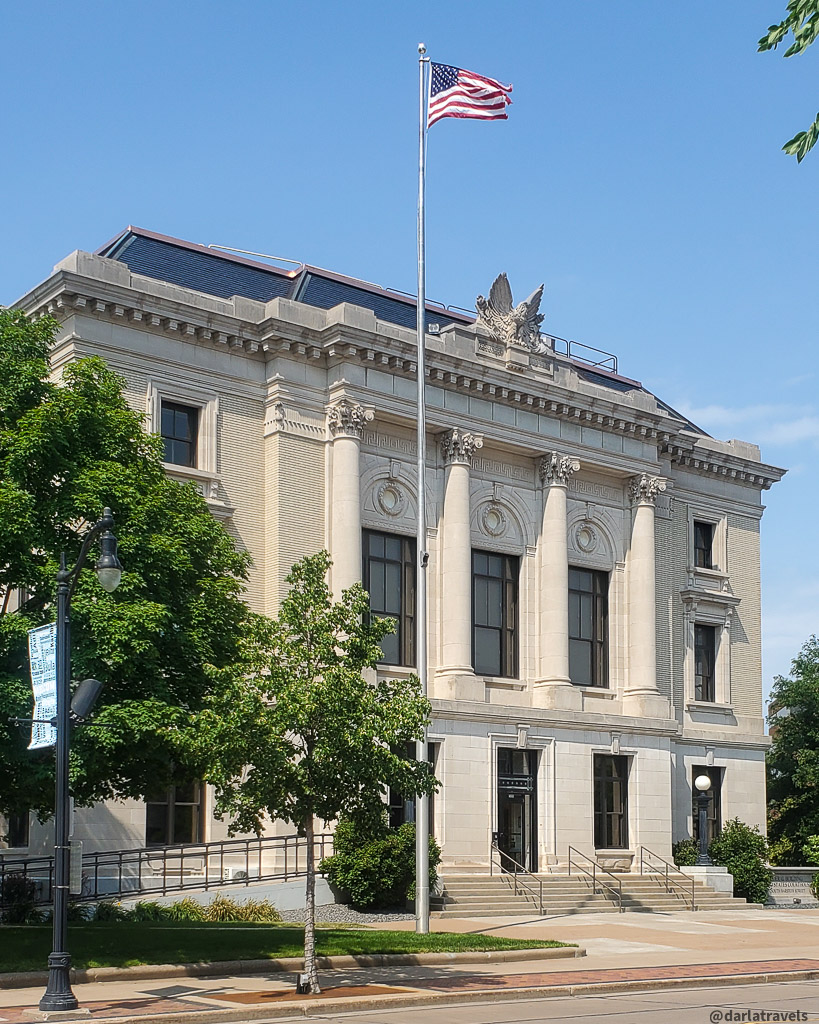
[6,227,784,872]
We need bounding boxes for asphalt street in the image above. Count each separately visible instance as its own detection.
[249,979,819,1024]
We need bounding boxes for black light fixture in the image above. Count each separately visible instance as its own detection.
[38,508,122,1014]
[694,774,713,867]
[70,678,104,722]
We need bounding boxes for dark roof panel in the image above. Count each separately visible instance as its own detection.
[295,272,462,332]
[100,233,294,303]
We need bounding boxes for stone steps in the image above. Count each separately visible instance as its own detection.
[431,872,757,917]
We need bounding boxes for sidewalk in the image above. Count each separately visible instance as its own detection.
[3,908,819,1022]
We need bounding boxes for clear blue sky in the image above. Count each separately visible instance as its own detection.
[1,1,815,697]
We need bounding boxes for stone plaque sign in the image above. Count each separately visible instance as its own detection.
[767,867,819,907]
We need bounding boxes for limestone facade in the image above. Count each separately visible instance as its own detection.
[4,231,785,871]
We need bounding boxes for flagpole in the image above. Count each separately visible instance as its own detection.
[415,41,430,936]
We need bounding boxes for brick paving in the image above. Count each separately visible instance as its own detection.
[3,959,819,1021]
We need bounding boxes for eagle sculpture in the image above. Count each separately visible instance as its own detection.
[475,273,546,353]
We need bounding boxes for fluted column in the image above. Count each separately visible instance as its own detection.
[434,427,484,701]
[533,452,583,710]
[625,473,670,718]
[327,398,372,598]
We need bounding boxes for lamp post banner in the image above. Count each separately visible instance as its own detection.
[28,623,57,749]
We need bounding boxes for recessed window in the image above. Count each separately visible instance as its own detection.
[161,401,199,468]
[146,782,204,847]
[569,568,609,687]
[472,551,518,678]
[363,530,416,667]
[594,754,629,849]
[6,811,29,848]
[694,624,717,702]
[691,765,722,844]
[694,521,715,570]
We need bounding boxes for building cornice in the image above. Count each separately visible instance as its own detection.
[16,257,785,492]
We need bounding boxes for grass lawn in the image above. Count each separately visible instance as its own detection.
[0,923,572,973]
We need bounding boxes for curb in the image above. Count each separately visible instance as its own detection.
[0,945,583,990]
[12,966,819,1024]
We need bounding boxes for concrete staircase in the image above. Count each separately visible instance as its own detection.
[432,872,759,918]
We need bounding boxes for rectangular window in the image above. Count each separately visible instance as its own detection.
[146,782,204,847]
[694,521,715,570]
[569,568,608,687]
[161,401,199,467]
[6,812,29,848]
[694,624,717,702]
[363,531,416,667]
[472,551,518,678]
[691,765,722,844]
[594,755,629,849]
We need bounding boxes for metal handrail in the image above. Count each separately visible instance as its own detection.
[0,832,333,907]
[489,840,544,915]
[567,846,623,912]
[638,846,696,910]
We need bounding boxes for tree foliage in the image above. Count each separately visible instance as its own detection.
[179,550,437,993]
[758,1,819,160]
[0,309,257,820]
[767,636,819,854]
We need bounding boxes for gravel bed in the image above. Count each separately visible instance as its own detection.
[278,903,413,925]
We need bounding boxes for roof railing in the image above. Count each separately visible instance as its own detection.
[206,244,305,274]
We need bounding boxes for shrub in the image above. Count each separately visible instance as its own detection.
[66,902,93,922]
[92,900,129,922]
[0,873,39,924]
[321,816,441,910]
[228,897,281,923]
[130,901,169,922]
[672,839,698,867]
[811,873,819,901]
[708,818,772,905]
[164,897,205,922]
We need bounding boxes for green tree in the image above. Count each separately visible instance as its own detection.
[180,551,437,994]
[767,637,819,854]
[0,309,257,820]
[758,1,819,161]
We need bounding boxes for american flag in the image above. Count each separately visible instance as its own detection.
[427,62,512,128]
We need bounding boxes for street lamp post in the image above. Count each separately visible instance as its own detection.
[39,508,122,1014]
[694,774,713,867]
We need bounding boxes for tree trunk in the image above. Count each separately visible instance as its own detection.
[302,813,321,994]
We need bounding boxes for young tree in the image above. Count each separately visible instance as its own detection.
[181,551,437,994]
[0,309,258,819]
[767,636,819,855]
[758,1,819,161]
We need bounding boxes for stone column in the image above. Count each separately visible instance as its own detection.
[533,452,583,711]
[625,473,670,718]
[434,427,484,702]
[327,398,372,598]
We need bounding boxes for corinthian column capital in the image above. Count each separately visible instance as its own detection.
[327,398,373,439]
[440,427,483,466]
[628,473,666,505]
[539,452,580,487]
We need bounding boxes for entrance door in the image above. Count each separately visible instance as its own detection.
[496,748,537,871]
